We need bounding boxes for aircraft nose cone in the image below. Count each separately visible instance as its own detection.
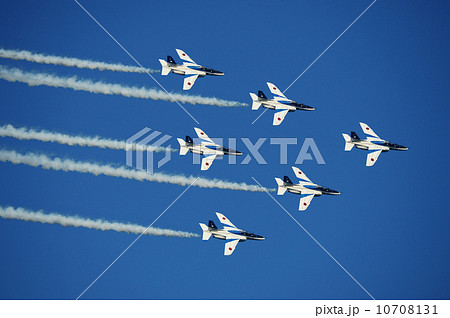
[234,150,243,156]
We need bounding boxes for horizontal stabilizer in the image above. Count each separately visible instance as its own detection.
[199,223,212,240]
[158,59,171,76]
[342,134,354,151]
[249,93,262,110]
[177,138,189,155]
[275,177,287,195]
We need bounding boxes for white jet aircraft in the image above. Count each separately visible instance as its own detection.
[177,128,242,170]
[275,166,340,211]
[158,49,224,90]
[249,82,315,125]
[199,212,265,256]
[342,122,408,166]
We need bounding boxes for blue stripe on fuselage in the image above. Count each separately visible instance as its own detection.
[205,145,220,150]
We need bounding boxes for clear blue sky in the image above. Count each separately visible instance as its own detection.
[0,0,449,299]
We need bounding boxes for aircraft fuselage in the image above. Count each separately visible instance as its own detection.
[167,63,224,77]
[208,227,265,242]
[185,142,243,156]
[284,182,340,196]
[351,138,408,152]
[259,99,315,112]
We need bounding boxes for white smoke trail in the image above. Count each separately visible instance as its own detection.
[0,66,248,107]
[0,48,157,73]
[0,206,198,238]
[0,149,273,192]
[0,124,174,153]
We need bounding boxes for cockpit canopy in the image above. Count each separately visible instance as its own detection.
[241,231,262,238]
[316,186,338,194]
[385,142,401,148]
[199,66,221,73]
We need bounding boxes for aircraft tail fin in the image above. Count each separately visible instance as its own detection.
[342,133,354,151]
[167,55,176,64]
[283,176,293,184]
[177,138,189,155]
[351,131,360,140]
[208,220,218,229]
[199,223,212,240]
[185,135,193,144]
[249,93,262,110]
[159,59,171,76]
[258,90,267,99]
[275,177,287,195]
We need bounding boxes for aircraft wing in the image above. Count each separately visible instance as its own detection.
[224,239,239,256]
[176,49,197,65]
[194,128,216,144]
[216,212,238,229]
[183,74,199,90]
[366,149,382,166]
[201,154,217,170]
[267,82,289,101]
[273,109,289,126]
[292,166,313,183]
[299,190,315,211]
[360,122,382,141]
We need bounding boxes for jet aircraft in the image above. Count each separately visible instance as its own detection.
[199,212,265,256]
[275,166,340,211]
[342,122,408,166]
[158,49,224,90]
[177,128,242,170]
[249,82,315,125]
